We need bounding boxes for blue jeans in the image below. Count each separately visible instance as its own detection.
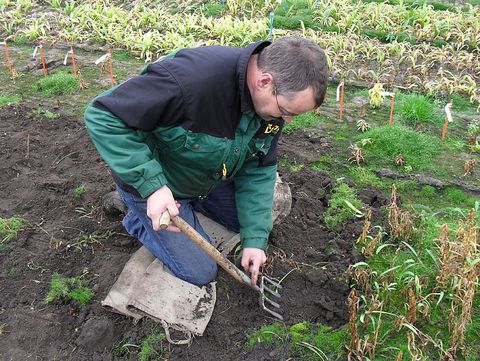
[117,181,240,286]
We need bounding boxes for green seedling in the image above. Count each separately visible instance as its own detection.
[0,216,24,246]
[44,272,94,305]
[36,71,79,96]
[30,108,60,120]
[247,323,286,351]
[73,185,86,198]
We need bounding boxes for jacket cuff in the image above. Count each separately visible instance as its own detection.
[136,174,169,198]
[241,237,268,250]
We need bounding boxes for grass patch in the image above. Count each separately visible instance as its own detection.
[0,216,24,247]
[139,331,168,361]
[45,272,94,305]
[283,111,321,134]
[444,187,477,208]
[279,156,304,173]
[0,93,21,107]
[398,93,436,127]
[358,124,441,171]
[247,322,348,359]
[324,180,363,229]
[36,71,79,96]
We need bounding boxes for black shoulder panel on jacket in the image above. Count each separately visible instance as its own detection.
[161,46,243,138]
[93,64,185,131]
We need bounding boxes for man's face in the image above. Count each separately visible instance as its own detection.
[252,74,317,123]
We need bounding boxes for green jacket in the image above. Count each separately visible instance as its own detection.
[84,41,284,250]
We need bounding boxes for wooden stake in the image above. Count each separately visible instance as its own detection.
[3,40,16,77]
[108,48,116,86]
[39,45,47,76]
[389,93,395,125]
[70,46,77,77]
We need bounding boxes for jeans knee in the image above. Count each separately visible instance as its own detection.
[186,261,218,286]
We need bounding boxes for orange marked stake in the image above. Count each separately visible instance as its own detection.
[337,81,345,121]
[39,45,47,76]
[389,93,395,125]
[71,46,77,77]
[63,47,78,77]
[108,48,116,86]
[441,100,453,141]
[3,40,16,77]
[380,91,396,125]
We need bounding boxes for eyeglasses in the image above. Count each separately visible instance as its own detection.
[274,83,299,118]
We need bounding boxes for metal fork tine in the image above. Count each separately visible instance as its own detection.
[263,286,281,298]
[259,276,284,320]
[263,297,281,309]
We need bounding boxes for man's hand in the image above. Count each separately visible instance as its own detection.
[147,185,180,232]
[241,248,267,286]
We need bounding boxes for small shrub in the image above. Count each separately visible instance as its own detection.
[398,93,435,127]
[324,181,363,229]
[45,273,94,305]
[36,72,79,96]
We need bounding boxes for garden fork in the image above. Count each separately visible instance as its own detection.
[160,211,283,320]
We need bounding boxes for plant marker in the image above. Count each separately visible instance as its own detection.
[39,44,47,76]
[63,47,77,77]
[3,40,16,77]
[108,48,116,86]
[380,91,396,125]
[269,12,274,41]
[441,100,453,141]
[337,80,345,121]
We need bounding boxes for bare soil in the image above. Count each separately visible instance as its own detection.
[0,104,388,360]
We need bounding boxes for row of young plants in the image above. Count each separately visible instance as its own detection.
[1,1,479,107]
[258,91,479,359]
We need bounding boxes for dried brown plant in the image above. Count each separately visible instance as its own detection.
[388,184,400,238]
[347,265,372,293]
[463,159,475,176]
[357,210,372,244]
[407,330,424,361]
[406,288,417,324]
[447,209,479,356]
[348,144,365,165]
[347,288,362,361]
[363,230,383,258]
[395,154,405,166]
[387,185,416,241]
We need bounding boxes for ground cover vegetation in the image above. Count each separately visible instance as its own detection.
[0,0,479,360]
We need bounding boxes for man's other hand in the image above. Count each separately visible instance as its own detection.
[147,185,180,232]
[241,248,267,286]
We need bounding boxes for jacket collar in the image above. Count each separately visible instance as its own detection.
[237,40,271,114]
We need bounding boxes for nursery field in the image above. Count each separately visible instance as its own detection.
[0,0,479,360]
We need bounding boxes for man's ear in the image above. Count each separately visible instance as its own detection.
[256,72,274,90]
